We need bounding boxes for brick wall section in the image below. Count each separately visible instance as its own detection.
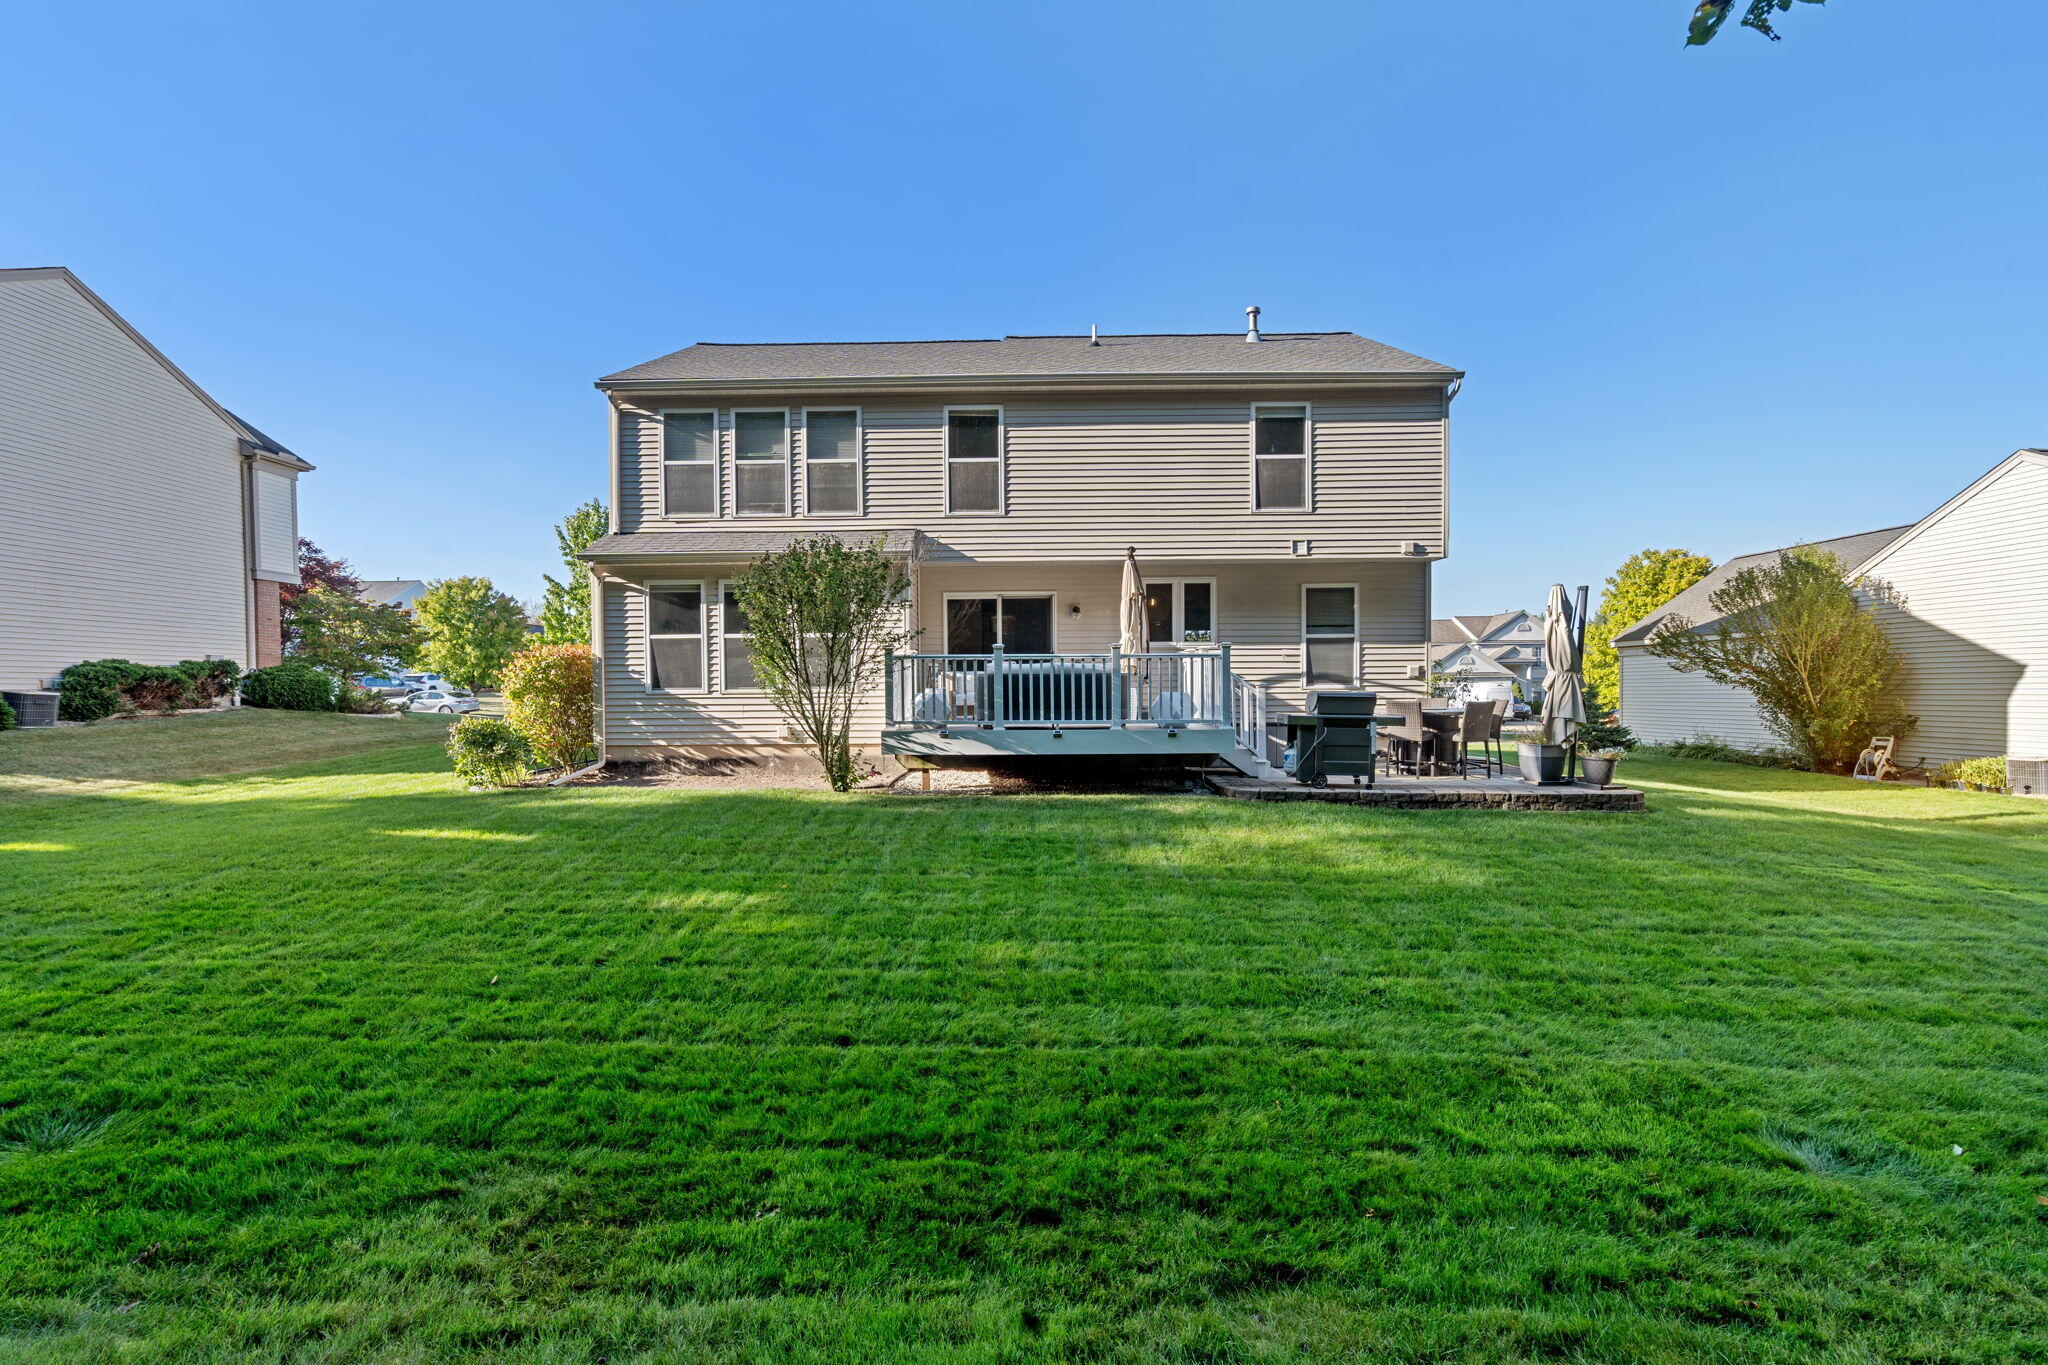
[252,581,283,668]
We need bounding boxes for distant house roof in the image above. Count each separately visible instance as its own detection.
[1431,612,1537,645]
[1611,525,1914,646]
[358,579,428,610]
[599,331,1458,388]
[581,529,924,561]
[0,266,312,472]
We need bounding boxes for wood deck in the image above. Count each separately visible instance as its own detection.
[1206,767,1646,811]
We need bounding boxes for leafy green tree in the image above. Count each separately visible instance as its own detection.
[1687,0,1826,46]
[1644,547,1912,772]
[1584,548,1714,714]
[414,577,530,692]
[538,499,609,646]
[731,537,915,792]
[288,586,424,680]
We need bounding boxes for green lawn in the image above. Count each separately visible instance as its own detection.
[2,716,2045,1363]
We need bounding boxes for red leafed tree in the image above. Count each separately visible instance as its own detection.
[282,538,362,647]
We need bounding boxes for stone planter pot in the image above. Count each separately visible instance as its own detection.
[1518,741,1568,785]
[1580,754,1619,788]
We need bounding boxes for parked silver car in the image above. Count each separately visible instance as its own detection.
[403,687,479,715]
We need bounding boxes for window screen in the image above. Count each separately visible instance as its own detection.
[1303,586,1356,688]
[733,412,788,515]
[721,584,757,689]
[1253,404,1310,510]
[661,413,717,517]
[648,585,704,690]
[805,411,860,514]
[947,410,1001,513]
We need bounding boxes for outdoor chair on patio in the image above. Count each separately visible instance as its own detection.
[1454,700,1500,778]
[1377,698,1429,775]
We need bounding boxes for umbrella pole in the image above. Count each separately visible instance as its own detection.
[1566,584,1589,784]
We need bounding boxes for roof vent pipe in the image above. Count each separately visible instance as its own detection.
[1245,305,1262,343]
[1089,324,1100,346]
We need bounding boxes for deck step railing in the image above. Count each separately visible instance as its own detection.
[887,647,1231,730]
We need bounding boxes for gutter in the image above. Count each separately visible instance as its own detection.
[236,445,259,688]
[594,371,1464,398]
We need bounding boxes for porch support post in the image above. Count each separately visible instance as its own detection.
[987,644,1004,730]
[1110,645,1124,727]
[883,649,896,726]
[1217,644,1232,725]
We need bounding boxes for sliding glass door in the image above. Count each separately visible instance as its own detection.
[945,595,1053,654]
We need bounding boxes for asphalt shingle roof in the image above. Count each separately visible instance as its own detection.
[600,332,1457,385]
[1610,526,1914,645]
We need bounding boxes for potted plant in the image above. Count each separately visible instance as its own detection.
[1516,734,1569,785]
[1578,746,1624,788]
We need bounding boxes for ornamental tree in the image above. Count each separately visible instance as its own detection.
[537,499,609,646]
[1583,548,1714,714]
[414,577,531,692]
[730,537,915,792]
[281,538,363,648]
[1644,547,1912,772]
[289,586,424,681]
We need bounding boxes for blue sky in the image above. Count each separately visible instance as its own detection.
[4,1,2042,612]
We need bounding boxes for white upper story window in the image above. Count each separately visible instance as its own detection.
[1252,404,1310,511]
[660,411,717,517]
[804,409,861,515]
[733,410,789,516]
[946,408,1003,514]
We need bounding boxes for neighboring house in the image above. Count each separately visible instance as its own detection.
[1427,611,1546,699]
[1615,453,2048,770]
[0,267,310,692]
[358,579,428,612]
[581,321,1461,773]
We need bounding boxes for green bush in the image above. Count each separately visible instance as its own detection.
[335,683,392,715]
[126,665,197,714]
[173,658,242,703]
[241,663,337,712]
[446,715,532,788]
[1643,734,1804,769]
[1932,755,2007,792]
[0,696,15,731]
[501,643,597,769]
[1576,715,1639,752]
[56,660,146,722]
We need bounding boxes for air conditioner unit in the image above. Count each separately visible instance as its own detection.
[2009,757,2048,799]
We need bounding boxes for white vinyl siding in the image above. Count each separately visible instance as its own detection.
[611,389,1447,559]
[0,274,255,689]
[1852,454,2048,767]
[1616,644,1777,749]
[253,468,298,580]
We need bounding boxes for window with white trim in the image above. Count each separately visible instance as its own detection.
[733,410,789,516]
[646,583,705,691]
[1143,579,1216,644]
[1303,585,1357,688]
[1253,404,1310,510]
[946,408,1002,513]
[661,412,717,517]
[719,581,757,690]
[804,409,861,515]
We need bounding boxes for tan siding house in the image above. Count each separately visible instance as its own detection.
[584,325,1460,773]
[1615,452,2048,772]
[0,267,310,695]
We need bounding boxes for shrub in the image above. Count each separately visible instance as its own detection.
[1932,756,2007,792]
[56,660,145,722]
[336,682,392,714]
[501,644,597,769]
[173,658,242,703]
[0,696,15,731]
[447,715,532,788]
[1643,734,1804,769]
[126,665,198,714]
[1576,715,1639,752]
[241,663,337,712]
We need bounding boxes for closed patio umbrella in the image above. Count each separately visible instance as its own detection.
[1119,547,1149,655]
[1540,583,1587,747]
